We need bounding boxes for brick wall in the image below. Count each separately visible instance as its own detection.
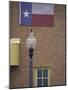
[10,2,66,88]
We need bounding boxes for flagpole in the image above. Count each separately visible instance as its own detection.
[19,2,21,24]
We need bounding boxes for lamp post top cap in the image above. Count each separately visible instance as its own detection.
[29,32,34,38]
[31,29,32,32]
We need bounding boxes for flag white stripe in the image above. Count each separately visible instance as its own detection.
[32,3,54,15]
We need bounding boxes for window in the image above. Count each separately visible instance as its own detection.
[34,68,49,87]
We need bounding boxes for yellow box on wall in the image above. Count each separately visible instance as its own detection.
[10,38,20,66]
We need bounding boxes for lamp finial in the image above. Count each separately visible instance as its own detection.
[31,29,32,32]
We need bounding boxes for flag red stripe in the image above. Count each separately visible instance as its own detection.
[32,14,54,26]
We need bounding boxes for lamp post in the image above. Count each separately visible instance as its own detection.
[26,29,36,87]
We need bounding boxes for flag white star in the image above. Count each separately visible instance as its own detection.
[23,10,30,18]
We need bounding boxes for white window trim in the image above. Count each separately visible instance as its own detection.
[34,68,50,87]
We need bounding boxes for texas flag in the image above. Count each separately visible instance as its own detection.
[19,2,54,26]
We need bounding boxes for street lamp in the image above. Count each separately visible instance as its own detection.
[26,29,36,87]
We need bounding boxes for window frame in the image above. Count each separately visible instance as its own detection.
[34,67,50,87]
